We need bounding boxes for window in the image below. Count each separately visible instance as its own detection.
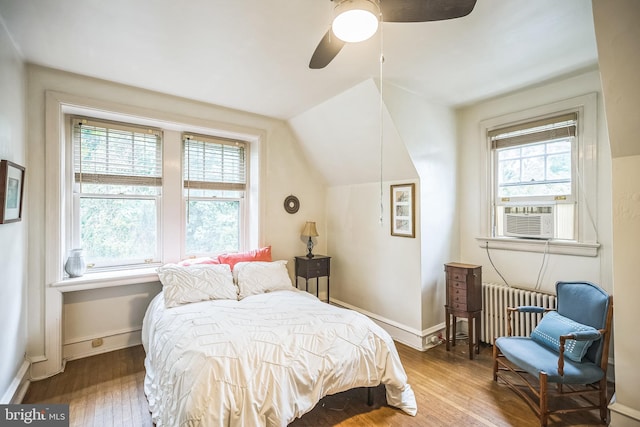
[71,117,163,269]
[67,114,255,275]
[183,134,247,256]
[489,113,578,240]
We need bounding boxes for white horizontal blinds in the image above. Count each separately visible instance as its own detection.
[73,117,162,190]
[489,113,577,149]
[183,133,246,191]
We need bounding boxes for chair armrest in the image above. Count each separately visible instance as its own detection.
[566,330,602,341]
[505,306,554,336]
[511,306,552,313]
[557,331,602,375]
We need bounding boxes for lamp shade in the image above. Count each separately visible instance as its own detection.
[301,221,319,237]
[332,0,380,43]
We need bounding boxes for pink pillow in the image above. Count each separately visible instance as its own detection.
[218,246,272,270]
[177,257,220,267]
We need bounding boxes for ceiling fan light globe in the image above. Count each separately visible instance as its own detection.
[332,1,379,43]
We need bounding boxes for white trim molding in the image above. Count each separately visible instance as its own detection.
[476,237,600,257]
[1,361,30,404]
[609,393,640,427]
[36,89,268,379]
[331,298,445,351]
[63,327,143,362]
[478,93,600,248]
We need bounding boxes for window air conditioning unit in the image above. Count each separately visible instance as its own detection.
[504,206,554,239]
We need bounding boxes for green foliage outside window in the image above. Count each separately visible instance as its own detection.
[185,199,240,254]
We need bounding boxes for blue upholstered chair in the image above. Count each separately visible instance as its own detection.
[492,281,613,426]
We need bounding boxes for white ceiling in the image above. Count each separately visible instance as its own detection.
[0,0,598,120]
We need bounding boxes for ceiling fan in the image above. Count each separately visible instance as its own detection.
[309,0,478,69]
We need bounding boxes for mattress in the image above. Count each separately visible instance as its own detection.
[142,289,417,426]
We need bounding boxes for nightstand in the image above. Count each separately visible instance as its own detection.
[294,255,331,302]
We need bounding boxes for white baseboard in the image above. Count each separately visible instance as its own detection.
[1,360,30,404]
[609,393,640,427]
[330,298,445,351]
[63,328,142,361]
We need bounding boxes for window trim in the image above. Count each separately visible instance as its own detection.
[493,129,576,206]
[182,133,248,256]
[476,93,600,256]
[45,90,264,289]
[70,117,164,269]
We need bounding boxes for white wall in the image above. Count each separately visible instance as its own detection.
[0,18,28,402]
[327,180,423,336]
[25,66,325,367]
[323,81,458,348]
[457,70,612,295]
[320,82,423,337]
[610,156,640,426]
[381,83,459,330]
[592,1,640,424]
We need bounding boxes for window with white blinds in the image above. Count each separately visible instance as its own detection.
[490,113,576,201]
[73,117,162,193]
[182,133,247,256]
[489,112,578,240]
[71,117,163,269]
[183,133,246,192]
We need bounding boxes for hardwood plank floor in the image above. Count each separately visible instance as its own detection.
[23,341,611,426]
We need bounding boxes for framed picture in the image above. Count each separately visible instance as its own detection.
[390,183,415,238]
[0,160,25,224]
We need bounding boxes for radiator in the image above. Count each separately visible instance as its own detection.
[481,282,556,344]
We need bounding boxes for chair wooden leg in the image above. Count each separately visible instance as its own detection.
[492,341,499,381]
[599,378,608,422]
[539,373,548,427]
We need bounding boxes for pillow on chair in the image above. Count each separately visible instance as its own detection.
[530,311,598,362]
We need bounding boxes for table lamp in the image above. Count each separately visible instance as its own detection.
[301,221,319,258]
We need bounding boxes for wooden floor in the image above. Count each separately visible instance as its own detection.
[23,340,612,426]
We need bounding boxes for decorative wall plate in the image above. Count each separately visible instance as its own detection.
[284,195,300,214]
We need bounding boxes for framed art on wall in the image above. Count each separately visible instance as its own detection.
[0,160,25,224]
[390,183,415,238]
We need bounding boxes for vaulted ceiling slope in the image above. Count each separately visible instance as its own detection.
[289,79,418,187]
[0,0,598,120]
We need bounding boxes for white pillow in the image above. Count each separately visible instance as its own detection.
[235,260,295,300]
[157,263,238,308]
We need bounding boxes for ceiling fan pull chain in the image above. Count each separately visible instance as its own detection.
[378,22,384,226]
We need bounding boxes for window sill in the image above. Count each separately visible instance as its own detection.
[50,267,160,292]
[476,237,600,257]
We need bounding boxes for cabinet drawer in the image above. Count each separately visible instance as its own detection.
[451,301,468,311]
[305,265,328,277]
[451,292,467,304]
[448,268,470,282]
[296,257,330,278]
[449,285,467,300]
[449,280,468,291]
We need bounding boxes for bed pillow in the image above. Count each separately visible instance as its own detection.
[235,260,295,300]
[217,246,272,270]
[530,311,598,362]
[157,264,238,308]
[177,257,219,266]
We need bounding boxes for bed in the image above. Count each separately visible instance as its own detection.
[141,260,417,426]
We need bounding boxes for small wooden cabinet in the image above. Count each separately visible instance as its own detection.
[444,262,482,359]
[294,256,331,302]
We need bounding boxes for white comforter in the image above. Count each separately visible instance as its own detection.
[142,289,417,426]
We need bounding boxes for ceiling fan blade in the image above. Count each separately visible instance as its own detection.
[309,28,346,69]
[380,0,477,23]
